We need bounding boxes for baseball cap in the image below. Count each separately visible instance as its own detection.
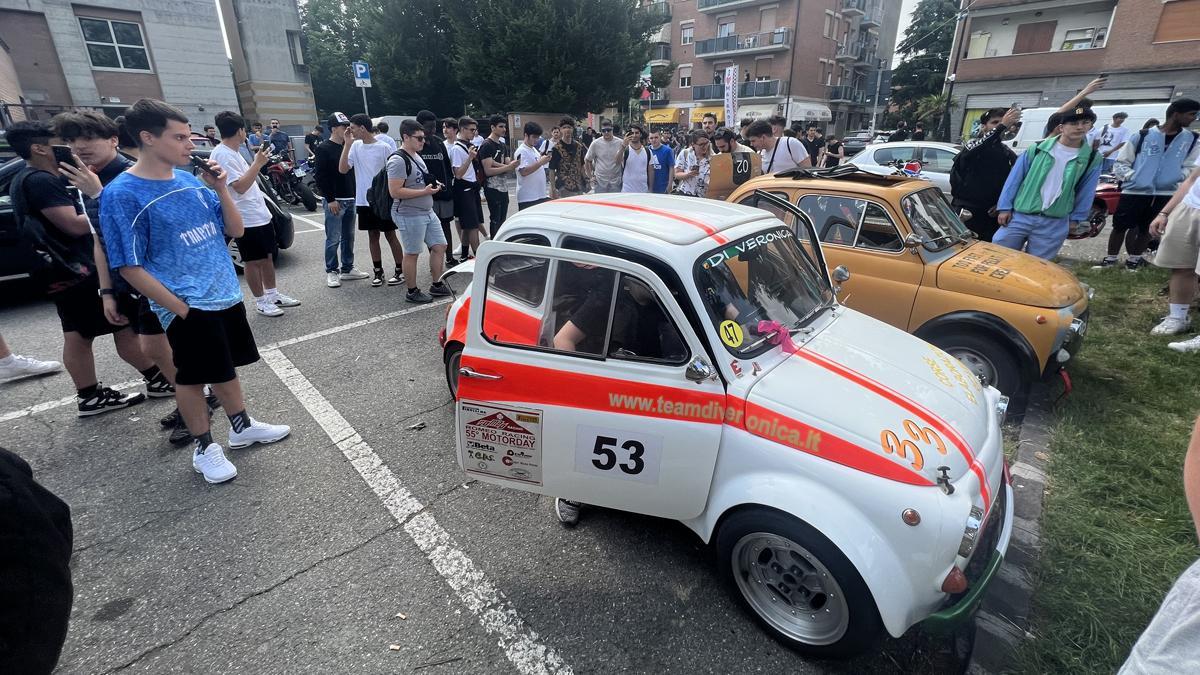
[1059,106,1098,124]
[328,112,350,127]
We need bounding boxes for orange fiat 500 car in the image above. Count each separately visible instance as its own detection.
[727,170,1089,398]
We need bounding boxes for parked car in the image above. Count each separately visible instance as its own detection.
[847,142,961,196]
[727,168,1089,399]
[840,132,875,157]
[439,192,1012,657]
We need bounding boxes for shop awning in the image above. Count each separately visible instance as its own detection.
[784,100,832,122]
[737,104,778,122]
[690,106,725,124]
[645,107,682,124]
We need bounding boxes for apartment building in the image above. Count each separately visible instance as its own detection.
[948,0,1200,140]
[218,0,318,132]
[642,0,900,135]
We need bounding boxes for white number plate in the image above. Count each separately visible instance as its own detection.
[574,425,662,485]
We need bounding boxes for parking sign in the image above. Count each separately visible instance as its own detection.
[352,61,371,88]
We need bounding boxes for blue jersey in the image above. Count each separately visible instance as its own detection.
[650,145,675,194]
[99,169,242,329]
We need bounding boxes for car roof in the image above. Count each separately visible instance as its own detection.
[863,141,961,151]
[742,165,929,196]
[523,193,774,246]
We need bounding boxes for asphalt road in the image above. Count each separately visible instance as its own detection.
[0,200,960,674]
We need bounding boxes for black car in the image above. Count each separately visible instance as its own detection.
[0,153,293,292]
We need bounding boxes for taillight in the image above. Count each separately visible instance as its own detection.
[941,567,968,594]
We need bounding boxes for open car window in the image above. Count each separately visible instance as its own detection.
[797,195,865,247]
[855,203,903,252]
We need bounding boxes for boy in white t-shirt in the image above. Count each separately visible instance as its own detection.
[617,124,653,194]
[745,120,810,174]
[515,121,552,211]
[339,114,405,287]
[1149,166,1200,352]
[210,111,301,316]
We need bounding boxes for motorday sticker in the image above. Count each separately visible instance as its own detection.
[459,400,543,485]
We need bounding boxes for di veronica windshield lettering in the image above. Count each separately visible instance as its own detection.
[704,229,794,269]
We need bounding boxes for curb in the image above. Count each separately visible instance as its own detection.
[966,383,1054,675]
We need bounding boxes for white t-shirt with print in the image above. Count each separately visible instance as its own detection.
[761,136,809,174]
[515,143,549,204]
[210,143,272,227]
[375,133,398,152]
[1089,124,1130,155]
[621,146,651,193]
[347,139,394,206]
[1041,142,1079,210]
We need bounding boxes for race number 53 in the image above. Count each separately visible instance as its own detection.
[575,425,663,485]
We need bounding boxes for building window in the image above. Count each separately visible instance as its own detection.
[718,19,736,38]
[287,30,306,66]
[681,25,694,45]
[823,11,835,38]
[679,65,692,88]
[78,17,151,71]
[1154,0,1200,43]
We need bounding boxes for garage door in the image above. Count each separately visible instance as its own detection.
[966,93,1043,109]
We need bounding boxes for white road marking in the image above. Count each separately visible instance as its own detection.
[0,301,449,423]
[288,212,327,231]
[262,349,572,675]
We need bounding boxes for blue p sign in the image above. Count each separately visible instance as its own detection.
[352,61,371,88]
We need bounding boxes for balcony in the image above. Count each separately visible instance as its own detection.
[649,43,671,68]
[842,0,865,16]
[828,85,866,104]
[855,46,876,67]
[698,0,778,13]
[637,1,670,24]
[835,43,860,62]
[696,29,791,58]
[861,7,881,28]
[962,2,1114,61]
[692,79,786,101]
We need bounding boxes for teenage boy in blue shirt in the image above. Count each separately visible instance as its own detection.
[100,99,290,484]
[648,130,675,194]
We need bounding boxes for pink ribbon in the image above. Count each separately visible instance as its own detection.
[756,320,799,354]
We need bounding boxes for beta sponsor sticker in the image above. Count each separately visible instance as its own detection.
[459,400,543,485]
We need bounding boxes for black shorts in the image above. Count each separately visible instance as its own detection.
[517,198,550,211]
[453,183,484,230]
[356,205,397,232]
[165,304,259,386]
[1114,194,1172,235]
[131,294,165,336]
[236,225,278,262]
[53,280,131,340]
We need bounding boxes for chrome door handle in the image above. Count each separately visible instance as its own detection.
[459,367,502,380]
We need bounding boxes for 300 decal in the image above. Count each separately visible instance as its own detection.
[880,419,947,471]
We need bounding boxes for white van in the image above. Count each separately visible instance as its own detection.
[1006,103,1183,154]
[371,115,416,141]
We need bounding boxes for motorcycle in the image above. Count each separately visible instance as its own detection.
[260,154,317,212]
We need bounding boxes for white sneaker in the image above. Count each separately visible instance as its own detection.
[255,299,284,317]
[1151,316,1191,335]
[0,354,63,382]
[269,291,301,307]
[326,272,342,288]
[1169,336,1200,353]
[340,268,370,280]
[193,443,237,484]
[228,417,291,449]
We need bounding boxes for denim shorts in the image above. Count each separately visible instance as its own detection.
[392,209,449,254]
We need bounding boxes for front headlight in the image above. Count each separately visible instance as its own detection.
[1068,317,1087,338]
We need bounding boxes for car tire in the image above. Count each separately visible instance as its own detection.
[929,331,1022,396]
[444,343,463,399]
[715,507,883,658]
[227,238,245,275]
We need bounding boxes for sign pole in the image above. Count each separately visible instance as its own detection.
[869,62,883,136]
[361,87,369,117]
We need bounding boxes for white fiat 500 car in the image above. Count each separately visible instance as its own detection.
[437,192,1012,657]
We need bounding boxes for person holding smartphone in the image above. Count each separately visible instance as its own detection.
[515,121,551,211]
[387,119,452,304]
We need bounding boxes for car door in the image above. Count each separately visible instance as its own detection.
[794,194,922,329]
[457,242,726,520]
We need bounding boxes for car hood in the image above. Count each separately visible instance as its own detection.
[744,309,994,489]
[937,242,1084,308]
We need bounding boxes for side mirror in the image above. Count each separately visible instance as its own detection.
[685,357,716,383]
[903,233,925,248]
[832,265,851,283]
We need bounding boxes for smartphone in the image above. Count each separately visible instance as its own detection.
[189,154,221,178]
[1011,102,1023,111]
[51,145,76,166]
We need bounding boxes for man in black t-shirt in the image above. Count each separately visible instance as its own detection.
[313,112,368,286]
[6,121,153,417]
[800,126,826,168]
[417,110,460,267]
[480,115,520,238]
[911,122,926,141]
[304,125,324,158]
[888,121,910,143]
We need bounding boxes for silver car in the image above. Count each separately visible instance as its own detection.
[847,141,961,196]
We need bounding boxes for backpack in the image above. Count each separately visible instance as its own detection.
[8,167,92,294]
[367,150,413,222]
[623,146,652,170]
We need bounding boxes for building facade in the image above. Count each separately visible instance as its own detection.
[642,0,900,135]
[948,0,1200,141]
[218,0,317,134]
[0,0,239,125]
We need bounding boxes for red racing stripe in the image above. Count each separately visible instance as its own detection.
[559,197,729,244]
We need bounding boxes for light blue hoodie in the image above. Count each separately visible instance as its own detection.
[1115,127,1200,196]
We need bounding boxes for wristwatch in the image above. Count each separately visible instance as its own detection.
[97,288,115,297]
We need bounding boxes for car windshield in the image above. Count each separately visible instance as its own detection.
[902,188,971,251]
[694,225,834,358]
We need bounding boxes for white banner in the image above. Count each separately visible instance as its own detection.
[723,65,739,128]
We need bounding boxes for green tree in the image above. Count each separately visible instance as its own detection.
[300,0,382,118]
[887,0,958,126]
[447,0,666,113]
[363,0,466,116]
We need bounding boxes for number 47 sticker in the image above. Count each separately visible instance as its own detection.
[575,425,663,485]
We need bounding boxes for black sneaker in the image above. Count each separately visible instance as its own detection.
[429,281,452,297]
[145,373,175,398]
[159,406,182,428]
[78,385,146,417]
[406,287,433,303]
[387,267,404,286]
[1091,257,1119,269]
[1126,258,1148,271]
[445,256,460,268]
[371,269,384,287]
[168,418,192,445]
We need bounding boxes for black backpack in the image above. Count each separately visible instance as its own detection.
[367,150,413,222]
[8,167,93,294]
